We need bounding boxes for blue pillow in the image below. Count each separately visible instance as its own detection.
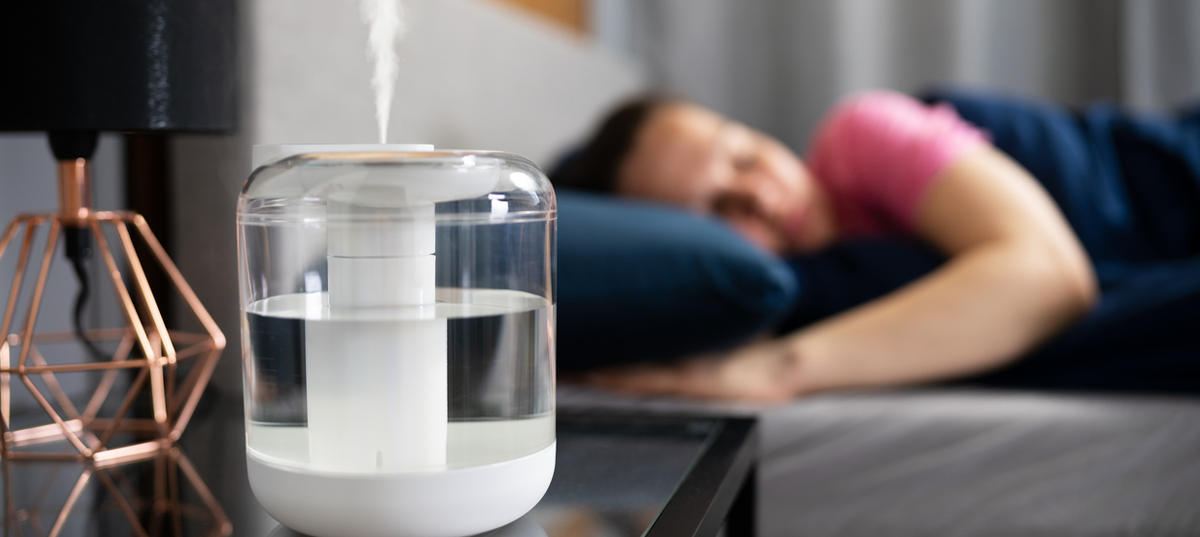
[779,239,944,332]
[556,190,799,370]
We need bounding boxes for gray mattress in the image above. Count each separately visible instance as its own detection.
[558,386,1200,536]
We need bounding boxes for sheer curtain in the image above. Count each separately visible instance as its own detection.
[601,0,1200,149]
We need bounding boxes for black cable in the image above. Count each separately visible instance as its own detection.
[65,227,107,361]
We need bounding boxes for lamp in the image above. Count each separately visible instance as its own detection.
[0,1,235,461]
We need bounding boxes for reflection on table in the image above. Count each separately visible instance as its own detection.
[5,403,727,537]
[526,415,715,537]
[2,444,229,537]
[268,515,547,537]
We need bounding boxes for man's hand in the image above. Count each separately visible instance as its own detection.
[577,339,807,403]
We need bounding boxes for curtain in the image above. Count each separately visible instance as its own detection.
[609,0,1200,150]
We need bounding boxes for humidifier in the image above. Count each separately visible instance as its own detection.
[238,145,556,537]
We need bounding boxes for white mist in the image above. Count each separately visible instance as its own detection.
[360,0,405,144]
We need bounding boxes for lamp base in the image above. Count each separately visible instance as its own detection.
[0,211,224,460]
[248,441,556,537]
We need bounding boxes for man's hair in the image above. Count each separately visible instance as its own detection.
[552,96,677,193]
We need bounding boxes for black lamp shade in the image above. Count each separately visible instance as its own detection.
[0,0,238,133]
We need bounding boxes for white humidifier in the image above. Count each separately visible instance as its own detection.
[237,145,556,537]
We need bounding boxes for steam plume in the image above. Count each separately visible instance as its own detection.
[361,0,405,144]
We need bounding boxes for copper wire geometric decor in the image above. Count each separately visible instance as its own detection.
[0,210,224,463]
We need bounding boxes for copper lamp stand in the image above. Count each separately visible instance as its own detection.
[0,157,224,462]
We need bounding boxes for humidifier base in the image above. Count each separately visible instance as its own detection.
[247,441,556,537]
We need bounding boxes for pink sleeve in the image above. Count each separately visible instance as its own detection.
[806,90,988,234]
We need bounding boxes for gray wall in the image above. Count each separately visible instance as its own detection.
[624,0,1200,150]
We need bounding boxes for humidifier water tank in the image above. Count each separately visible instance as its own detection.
[238,146,557,537]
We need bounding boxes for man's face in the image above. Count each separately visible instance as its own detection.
[617,104,834,253]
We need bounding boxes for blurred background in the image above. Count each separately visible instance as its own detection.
[188,0,1200,397]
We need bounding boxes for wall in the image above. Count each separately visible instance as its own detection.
[1124,0,1200,110]
[625,0,1200,150]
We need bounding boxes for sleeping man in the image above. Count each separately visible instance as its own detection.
[552,90,1101,402]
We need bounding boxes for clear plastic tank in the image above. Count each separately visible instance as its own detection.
[237,145,556,537]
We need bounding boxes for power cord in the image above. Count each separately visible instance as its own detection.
[64,227,108,361]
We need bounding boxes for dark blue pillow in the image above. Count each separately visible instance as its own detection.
[779,239,944,332]
[556,190,799,370]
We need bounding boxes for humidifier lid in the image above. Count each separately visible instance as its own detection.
[240,145,555,224]
[251,144,435,170]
